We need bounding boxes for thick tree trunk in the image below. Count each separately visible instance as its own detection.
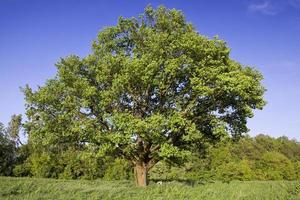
[134,163,148,187]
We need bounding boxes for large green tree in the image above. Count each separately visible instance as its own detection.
[23,6,265,186]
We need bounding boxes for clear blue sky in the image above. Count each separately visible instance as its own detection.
[1,0,299,140]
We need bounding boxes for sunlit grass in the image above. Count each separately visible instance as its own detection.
[0,176,299,200]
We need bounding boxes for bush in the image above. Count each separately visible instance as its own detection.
[103,158,133,180]
[256,151,295,180]
[58,150,104,180]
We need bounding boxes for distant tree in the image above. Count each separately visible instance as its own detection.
[23,6,265,186]
[0,122,15,175]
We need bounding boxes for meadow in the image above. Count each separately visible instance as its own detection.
[0,5,300,200]
[1,177,300,200]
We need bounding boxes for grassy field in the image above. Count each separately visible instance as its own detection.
[0,177,300,200]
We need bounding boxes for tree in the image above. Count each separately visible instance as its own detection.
[23,6,265,186]
[0,122,16,175]
[0,115,25,176]
[7,114,23,146]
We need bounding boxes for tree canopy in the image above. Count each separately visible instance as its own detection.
[23,6,265,186]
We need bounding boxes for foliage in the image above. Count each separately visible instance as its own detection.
[6,114,23,146]
[12,144,31,177]
[22,147,106,180]
[0,115,26,176]
[58,149,105,180]
[14,145,130,180]
[149,134,300,182]
[103,158,133,180]
[0,123,16,176]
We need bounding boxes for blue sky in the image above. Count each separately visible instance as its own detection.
[0,0,299,140]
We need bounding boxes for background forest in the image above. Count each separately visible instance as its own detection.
[1,116,300,182]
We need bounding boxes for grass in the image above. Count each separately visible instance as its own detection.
[0,177,300,200]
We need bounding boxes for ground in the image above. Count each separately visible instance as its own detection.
[0,177,300,200]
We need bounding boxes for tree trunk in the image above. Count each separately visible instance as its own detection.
[134,163,148,187]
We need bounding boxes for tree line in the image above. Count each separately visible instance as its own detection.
[1,115,300,182]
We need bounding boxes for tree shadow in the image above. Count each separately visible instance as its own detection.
[150,178,215,187]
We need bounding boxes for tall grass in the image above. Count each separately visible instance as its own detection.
[0,177,299,200]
